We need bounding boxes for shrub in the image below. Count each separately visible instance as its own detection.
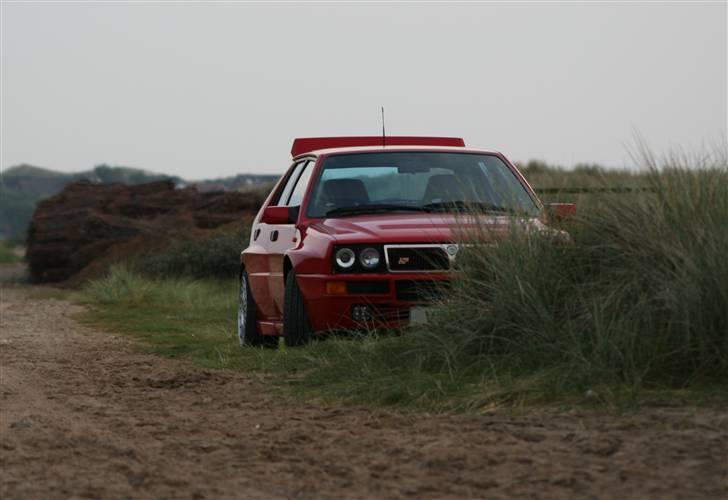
[131,227,249,279]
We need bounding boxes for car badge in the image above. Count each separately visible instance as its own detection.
[398,257,410,265]
[446,244,459,256]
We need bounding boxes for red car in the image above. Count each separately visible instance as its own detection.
[238,136,574,347]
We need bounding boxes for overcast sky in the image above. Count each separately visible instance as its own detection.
[2,1,726,179]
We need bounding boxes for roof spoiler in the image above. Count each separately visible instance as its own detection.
[291,136,465,157]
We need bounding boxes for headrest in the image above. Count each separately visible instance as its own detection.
[322,178,370,206]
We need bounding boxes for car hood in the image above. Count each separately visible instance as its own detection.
[307,212,550,244]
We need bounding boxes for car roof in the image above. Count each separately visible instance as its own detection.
[293,145,503,162]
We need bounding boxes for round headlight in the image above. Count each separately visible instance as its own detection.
[359,247,380,269]
[335,247,356,269]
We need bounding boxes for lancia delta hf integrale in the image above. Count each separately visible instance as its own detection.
[238,136,575,347]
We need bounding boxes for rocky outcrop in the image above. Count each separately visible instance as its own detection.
[26,180,265,283]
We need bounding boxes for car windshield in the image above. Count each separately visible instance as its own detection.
[305,152,540,218]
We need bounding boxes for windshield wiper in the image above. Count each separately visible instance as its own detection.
[421,201,517,214]
[326,204,432,217]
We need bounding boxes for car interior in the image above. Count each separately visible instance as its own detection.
[317,172,477,209]
[322,178,371,207]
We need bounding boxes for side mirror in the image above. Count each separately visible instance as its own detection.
[547,203,577,223]
[260,206,298,225]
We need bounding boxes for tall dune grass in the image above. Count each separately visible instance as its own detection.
[414,149,728,394]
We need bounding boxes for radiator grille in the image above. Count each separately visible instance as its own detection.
[386,246,450,272]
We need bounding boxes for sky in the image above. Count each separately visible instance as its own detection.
[1,1,726,179]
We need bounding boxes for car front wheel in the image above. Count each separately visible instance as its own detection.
[283,271,313,346]
[238,270,278,348]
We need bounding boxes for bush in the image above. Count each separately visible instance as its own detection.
[131,227,249,279]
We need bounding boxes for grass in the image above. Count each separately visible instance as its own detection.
[76,149,728,412]
[77,266,547,410]
[79,268,240,364]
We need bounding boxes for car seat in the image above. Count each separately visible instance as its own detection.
[423,174,469,202]
[322,178,370,207]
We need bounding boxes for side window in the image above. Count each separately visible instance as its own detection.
[478,159,535,211]
[272,161,305,206]
[286,160,314,207]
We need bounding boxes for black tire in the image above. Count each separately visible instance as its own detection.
[283,271,313,346]
[238,270,278,348]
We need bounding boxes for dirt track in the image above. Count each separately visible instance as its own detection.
[1,277,727,499]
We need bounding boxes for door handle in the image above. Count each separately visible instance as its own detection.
[270,230,279,242]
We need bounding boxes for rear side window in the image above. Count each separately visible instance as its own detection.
[272,161,305,206]
[287,160,315,207]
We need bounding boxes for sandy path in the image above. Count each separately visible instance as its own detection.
[1,279,726,499]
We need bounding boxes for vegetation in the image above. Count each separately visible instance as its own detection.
[131,227,250,280]
[79,268,238,361]
[418,155,728,402]
[518,159,644,189]
[77,150,727,410]
[0,242,22,264]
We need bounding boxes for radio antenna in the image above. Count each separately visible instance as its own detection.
[381,106,386,147]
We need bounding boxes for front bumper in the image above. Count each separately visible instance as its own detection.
[296,272,451,333]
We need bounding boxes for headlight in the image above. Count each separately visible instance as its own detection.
[359,247,380,269]
[335,247,356,269]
